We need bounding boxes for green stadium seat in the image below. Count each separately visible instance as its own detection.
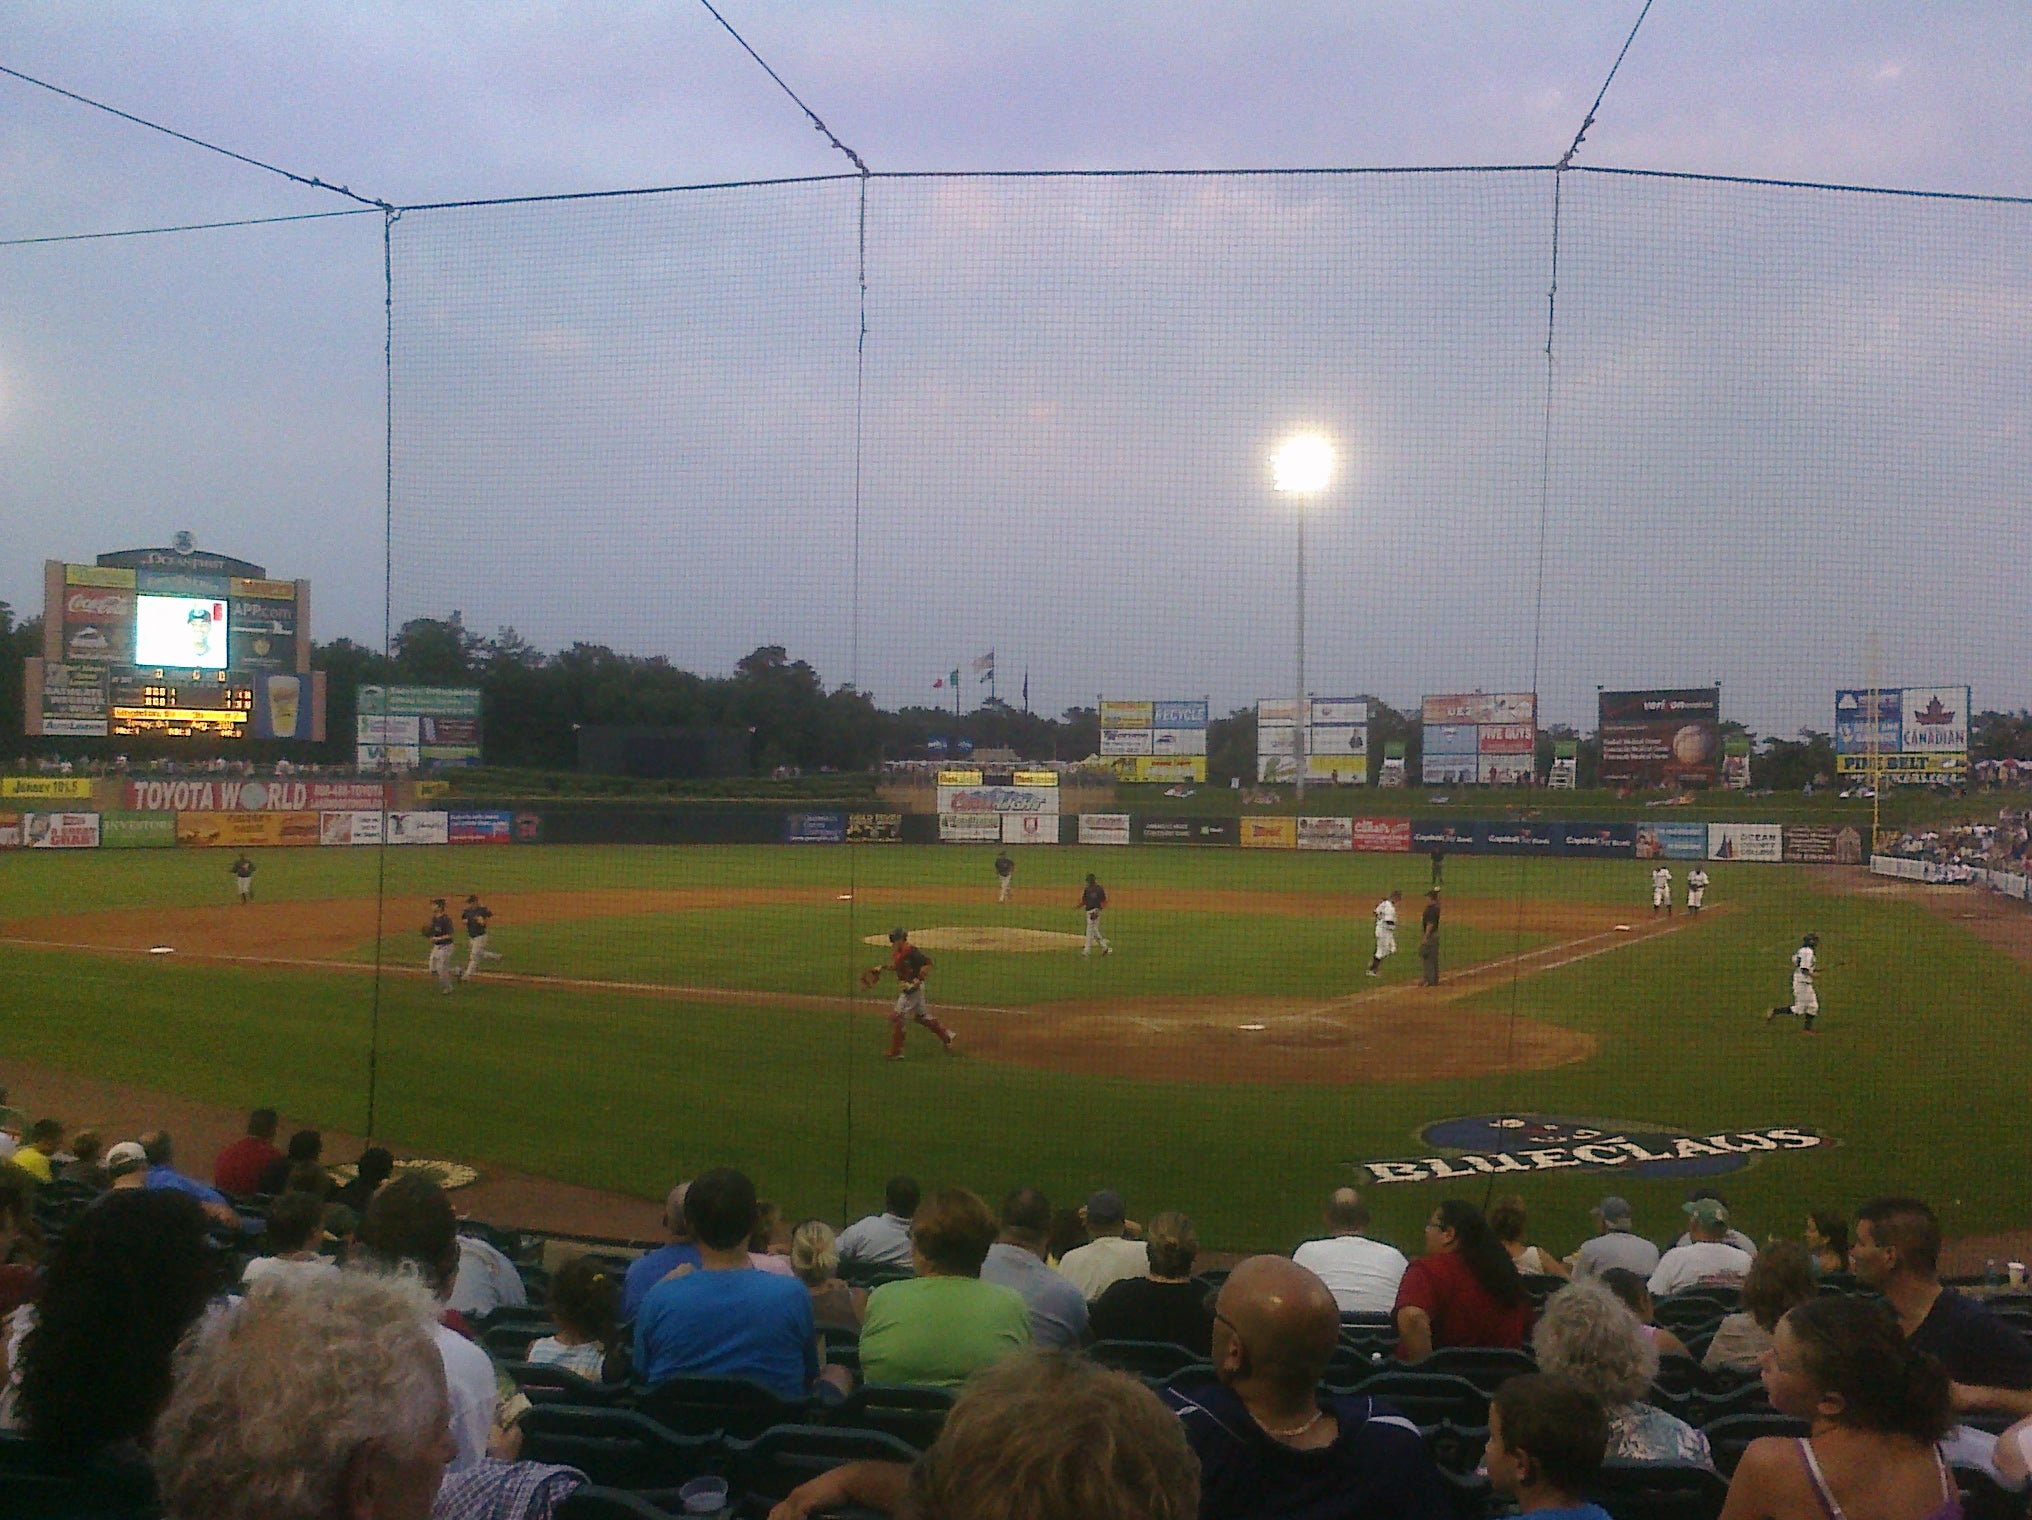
[502,1360,632,1406]
[1586,1461,1728,1520]
[636,1375,816,1440]
[731,1423,920,1507]
[481,1320,556,1361]
[828,1383,956,1452]
[1419,1346,1535,1393]
[1344,1371,1488,1427]
[1089,1339,1212,1380]
[554,1487,680,1518]
[519,1406,722,1489]
[1700,1411,1808,1477]
[0,1434,160,1520]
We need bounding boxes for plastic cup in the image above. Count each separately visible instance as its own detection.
[680,1477,729,1516]
[266,674,300,737]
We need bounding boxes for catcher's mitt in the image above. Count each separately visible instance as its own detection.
[859,967,883,989]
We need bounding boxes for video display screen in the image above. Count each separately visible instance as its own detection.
[134,595,229,670]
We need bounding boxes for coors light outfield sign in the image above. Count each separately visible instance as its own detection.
[1358,1114,1828,1185]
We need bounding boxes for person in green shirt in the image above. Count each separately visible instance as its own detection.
[859,1187,1031,1387]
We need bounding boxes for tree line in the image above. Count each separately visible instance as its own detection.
[3,603,2029,787]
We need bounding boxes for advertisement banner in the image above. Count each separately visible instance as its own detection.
[784,812,847,844]
[99,812,176,849]
[1708,823,1783,863]
[1561,823,1638,858]
[1636,823,1710,860]
[1100,729,1153,755]
[1722,735,1753,789]
[1099,700,1154,729]
[62,583,134,664]
[1149,727,1207,755]
[1309,725,1366,755]
[66,564,135,587]
[1598,687,1722,787]
[320,811,382,846]
[1135,817,1234,844]
[937,769,983,786]
[1783,825,1866,864]
[25,812,100,849]
[1423,723,1480,756]
[0,813,20,849]
[1833,689,1902,755]
[1001,813,1061,845]
[1256,698,1300,726]
[41,662,110,737]
[1349,818,1412,852]
[1411,821,1474,852]
[939,813,1003,843]
[1151,700,1208,728]
[1836,753,1967,778]
[1421,755,1478,786]
[385,811,450,846]
[1476,821,1560,855]
[228,595,298,671]
[847,814,903,842]
[175,811,320,848]
[420,715,483,765]
[1239,816,1298,850]
[937,785,1059,815]
[1310,699,1368,726]
[1296,816,1354,851]
[1130,756,1206,782]
[357,686,482,717]
[1422,692,1536,726]
[1078,814,1132,845]
[1478,754,1536,785]
[249,672,308,741]
[358,714,422,747]
[514,812,542,843]
[1901,686,1970,753]
[1,777,95,800]
[125,779,388,813]
[1304,754,1368,784]
[448,809,514,845]
[1477,724,1536,754]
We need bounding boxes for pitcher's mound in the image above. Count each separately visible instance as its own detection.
[859,926,1085,952]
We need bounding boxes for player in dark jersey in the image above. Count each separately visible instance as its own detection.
[1080,874,1112,956]
[994,849,1016,903]
[868,927,956,1060]
[458,894,501,981]
[422,898,457,994]
[229,853,256,904]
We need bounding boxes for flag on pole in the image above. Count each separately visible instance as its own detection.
[1022,670,1030,710]
[973,650,995,681]
[949,668,961,688]
[932,675,944,688]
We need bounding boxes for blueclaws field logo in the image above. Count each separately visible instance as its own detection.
[1358,1114,1828,1186]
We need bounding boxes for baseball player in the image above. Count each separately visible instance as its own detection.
[1367,890,1402,977]
[1651,864,1673,917]
[422,898,457,995]
[994,849,1016,903]
[229,853,256,904]
[459,894,501,981]
[1686,867,1710,914]
[862,927,956,1059]
[1419,889,1442,986]
[1768,933,1820,1032]
[1080,874,1112,957]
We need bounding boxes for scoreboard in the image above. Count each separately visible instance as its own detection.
[25,544,325,742]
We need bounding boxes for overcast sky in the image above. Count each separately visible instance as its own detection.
[5,3,2030,733]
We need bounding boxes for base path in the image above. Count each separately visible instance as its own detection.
[3,888,1700,1086]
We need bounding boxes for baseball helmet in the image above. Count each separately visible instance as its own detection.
[888,926,908,942]
[1802,932,1820,947]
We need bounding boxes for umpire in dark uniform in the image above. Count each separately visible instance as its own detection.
[1419,889,1442,986]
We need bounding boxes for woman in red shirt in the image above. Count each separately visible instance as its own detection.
[1394,1200,1532,1360]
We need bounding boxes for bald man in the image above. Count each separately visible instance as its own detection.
[1163,1257,1449,1520]
[622,1181,702,1320]
[1292,1189,1409,1316]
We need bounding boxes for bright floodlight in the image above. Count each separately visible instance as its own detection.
[1272,433,1335,495]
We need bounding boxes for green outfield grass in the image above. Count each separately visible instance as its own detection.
[2,842,2025,1258]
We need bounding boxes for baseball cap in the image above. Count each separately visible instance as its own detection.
[104,1141,149,1179]
[1683,1197,1730,1225]
[1594,1195,1633,1227]
[888,926,908,941]
[1084,1189,1127,1225]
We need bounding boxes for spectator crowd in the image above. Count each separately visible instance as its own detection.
[4,1093,2032,1520]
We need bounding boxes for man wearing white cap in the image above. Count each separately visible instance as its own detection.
[1648,1199,1753,1297]
[1572,1196,1660,1280]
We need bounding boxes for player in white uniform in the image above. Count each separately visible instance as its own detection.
[1651,865,1673,916]
[1768,933,1820,1032]
[1686,868,1709,913]
[1366,890,1402,977]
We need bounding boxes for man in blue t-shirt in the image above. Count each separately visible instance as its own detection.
[634,1167,841,1398]
[1164,1255,1450,1520]
[622,1182,704,1321]
[1853,1195,2032,1404]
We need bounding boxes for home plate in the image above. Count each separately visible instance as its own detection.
[149,946,176,955]
[1237,1023,1267,1031]
[1613,925,1632,932]
[835,894,853,900]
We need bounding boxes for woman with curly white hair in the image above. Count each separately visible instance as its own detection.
[1531,1278,1715,1470]
[152,1270,457,1520]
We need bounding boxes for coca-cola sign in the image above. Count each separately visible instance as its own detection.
[65,588,135,621]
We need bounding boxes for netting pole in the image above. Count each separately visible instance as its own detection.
[840,168,871,1223]
[364,206,400,1141]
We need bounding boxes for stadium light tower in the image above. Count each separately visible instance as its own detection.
[1272,433,1335,798]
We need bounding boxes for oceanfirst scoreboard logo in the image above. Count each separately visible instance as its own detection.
[1358,1114,1827,1185]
